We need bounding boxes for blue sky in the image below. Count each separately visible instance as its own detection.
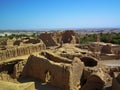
[0,0,120,30]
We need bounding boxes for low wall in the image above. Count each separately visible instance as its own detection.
[101,54,118,60]
[0,43,46,61]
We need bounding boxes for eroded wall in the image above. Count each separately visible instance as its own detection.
[22,55,84,90]
[0,43,46,61]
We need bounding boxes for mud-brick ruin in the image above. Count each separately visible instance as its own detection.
[0,30,120,90]
[22,53,83,90]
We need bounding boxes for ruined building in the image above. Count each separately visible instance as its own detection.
[39,30,80,47]
[101,44,112,54]
[22,51,84,90]
[0,30,120,90]
[39,32,58,47]
[61,30,80,44]
[0,39,46,61]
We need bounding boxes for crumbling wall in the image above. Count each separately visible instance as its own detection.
[13,40,22,46]
[112,47,120,59]
[51,31,62,44]
[0,38,7,45]
[101,44,112,54]
[60,52,83,60]
[88,44,100,52]
[80,74,105,90]
[109,67,120,77]
[13,60,27,78]
[112,74,120,90]
[69,57,84,90]
[7,37,42,46]
[23,38,41,44]
[22,55,84,90]
[0,43,46,61]
[41,51,72,63]
[7,39,14,46]
[101,54,118,60]
[0,60,21,74]
[0,59,25,82]
[39,30,80,47]
[61,30,80,44]
[80,67,112,90]
[100,44,120,60]
[39,32,58,47]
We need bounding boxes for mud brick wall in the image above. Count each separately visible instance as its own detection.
[22,55,83,90]
[112,74,120,90]
[0,43,46,61]
[61,30,80,44]
[39,33,58,47]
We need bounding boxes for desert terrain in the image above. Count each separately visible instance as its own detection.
[0,30,120,90]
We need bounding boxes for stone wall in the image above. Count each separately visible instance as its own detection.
[0,43,46,61]
[22,55,84,90]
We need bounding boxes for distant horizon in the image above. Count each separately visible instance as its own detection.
[0,0,120,30]
[0,27,120,31]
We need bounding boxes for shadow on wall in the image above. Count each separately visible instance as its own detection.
[17,77,61,90]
